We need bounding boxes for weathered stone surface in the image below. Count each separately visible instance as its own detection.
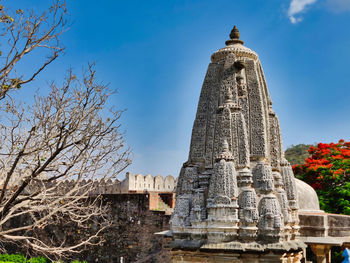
[295,178,321,212]
[299,211,350,238]
[171,249,304,263]
[7,194,171,263]
[171,26,305,254]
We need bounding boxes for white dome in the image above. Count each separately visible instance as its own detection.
[295,178,322,212]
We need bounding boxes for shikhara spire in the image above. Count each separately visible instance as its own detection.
[171,26,303,250]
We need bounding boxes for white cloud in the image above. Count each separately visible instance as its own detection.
[289,16,303,23]
[288,0,317,23]
[327,0,350,12]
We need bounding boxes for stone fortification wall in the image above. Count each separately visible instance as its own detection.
[120,173,176,193]
[17,174,176,262]
[52,173,176,195]
[78,194,171,263]
[6,193,171,263]
[9,173,175,262]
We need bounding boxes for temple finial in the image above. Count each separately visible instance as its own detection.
[230,25,240,39]
[225,25,244,46]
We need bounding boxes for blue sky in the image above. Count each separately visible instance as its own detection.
[6,0,350,178]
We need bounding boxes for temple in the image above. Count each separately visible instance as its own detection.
[169,26,350,262]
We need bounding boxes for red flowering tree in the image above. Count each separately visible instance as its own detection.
[292,140,350,215]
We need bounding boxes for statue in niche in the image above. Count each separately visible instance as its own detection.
[237,75,247,97]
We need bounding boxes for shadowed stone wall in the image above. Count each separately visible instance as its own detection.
[5,194,171,263]
[79,194,171,263]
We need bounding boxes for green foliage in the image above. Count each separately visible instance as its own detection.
[28,257,49,263]
[0,254,26,263]
[0,255,48,263]
[0,255,87,263]
[293,140,350,215]
[331,247,343,263]
[285,144,313,165]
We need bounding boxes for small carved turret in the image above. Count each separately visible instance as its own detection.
[207,140,239,242]
[216,140,233,161]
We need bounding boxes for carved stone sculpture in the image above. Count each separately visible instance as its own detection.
[171,26,304,257]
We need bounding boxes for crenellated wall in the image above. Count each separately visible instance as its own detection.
[10,173,177,262]
[120,173,176,193]
[46,173,177,196]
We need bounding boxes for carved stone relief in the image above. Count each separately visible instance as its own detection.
[171,26,302,250]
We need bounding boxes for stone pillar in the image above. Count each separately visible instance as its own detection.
[310,244,331,263]
[240,253,259,263]
[259,252,284,262]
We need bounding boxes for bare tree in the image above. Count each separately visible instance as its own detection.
[0,0,66,99]
[0,65,131,258]
[0,1,131,258]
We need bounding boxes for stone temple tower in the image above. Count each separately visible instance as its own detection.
[170,26,306,262]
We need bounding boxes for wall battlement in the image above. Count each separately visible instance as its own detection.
[120,172,176,193]
[51,173,176,195]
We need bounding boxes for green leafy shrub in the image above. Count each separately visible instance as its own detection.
[0,255,50,263]
[0,254,26,263]
[0,254,87,263]
[28,257,49,263]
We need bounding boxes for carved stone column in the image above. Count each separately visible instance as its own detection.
[310,244,331,263]
[240,253,259,263]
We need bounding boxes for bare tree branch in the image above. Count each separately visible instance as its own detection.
[0,64,131,259]
[0,0,66,99]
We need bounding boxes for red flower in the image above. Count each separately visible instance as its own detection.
[311,182,322,190]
